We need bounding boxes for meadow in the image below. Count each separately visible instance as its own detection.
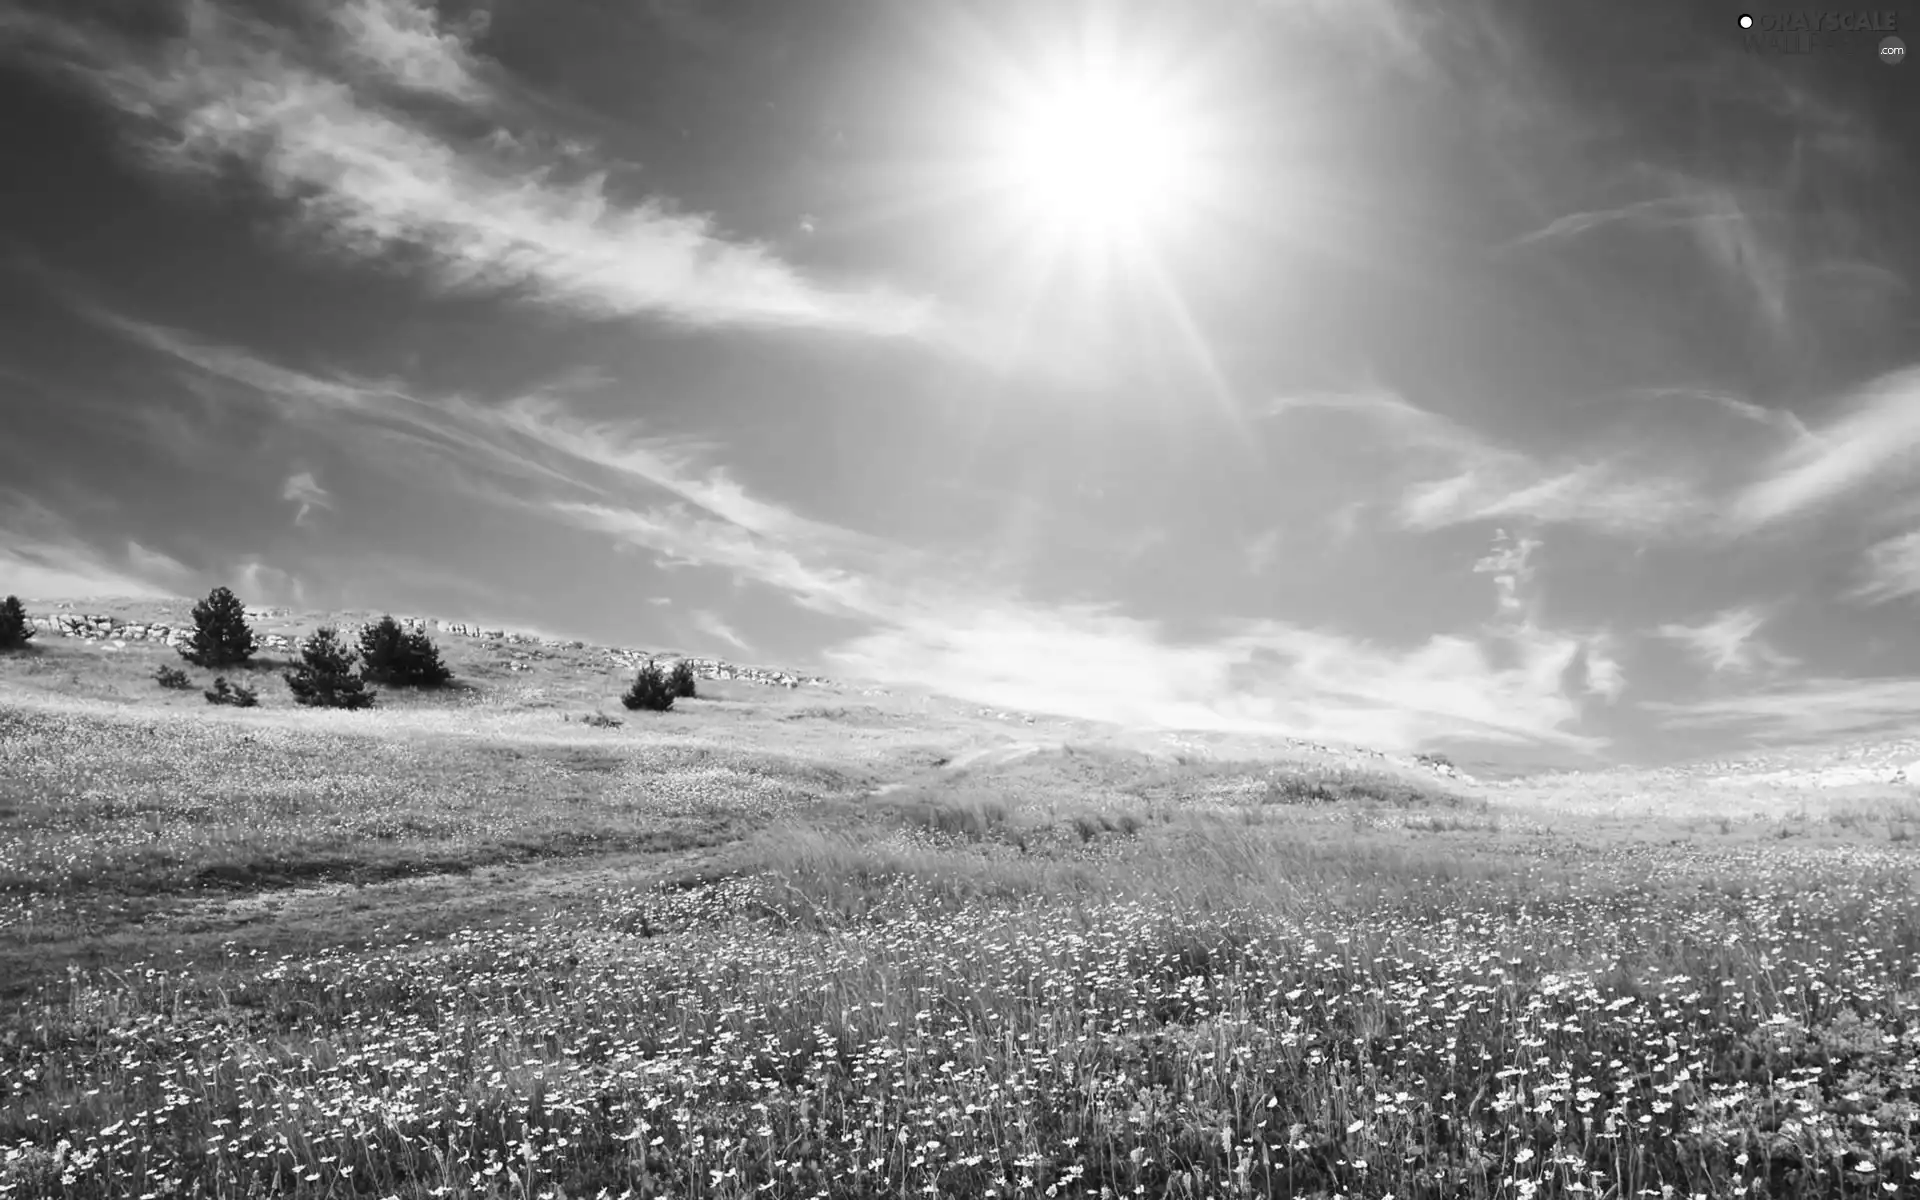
[3,624,1919,1199]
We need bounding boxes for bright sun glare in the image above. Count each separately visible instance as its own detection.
[994,75,1194,241]
[976,49,1213,266]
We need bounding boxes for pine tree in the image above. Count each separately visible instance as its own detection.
[621,661,675,712]
[358,616,452,687]
[356,616,406,684]
[180,586,257,669]
[0,595,34,650]
[668,659,698,700]
[284,625,375,709]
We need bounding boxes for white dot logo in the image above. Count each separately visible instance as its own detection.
[1738,13,1754,28]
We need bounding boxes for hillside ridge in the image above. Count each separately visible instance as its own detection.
[19,598,834,691]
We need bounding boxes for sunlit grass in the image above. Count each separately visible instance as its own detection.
[4,685,1920,1198]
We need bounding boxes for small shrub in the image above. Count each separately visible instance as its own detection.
[357,615,452,687]
[582,712,623,729]
[284,625,374,710]
[154,664,192,690]
[668,659,698,699]
[180,586,257,669]
[621,662,675,712]
[0,595,34,650]
[203,676,259,707]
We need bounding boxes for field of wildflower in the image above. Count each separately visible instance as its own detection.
[5,678,1920,1198]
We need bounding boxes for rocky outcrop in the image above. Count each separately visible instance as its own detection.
[19,609,832,690]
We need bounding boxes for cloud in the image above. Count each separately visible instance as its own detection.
[690,609,752,654]
[1262,373,1920,546]
[1641,678,1920,743]
[7,0,932,337]
[282,470,334,525]
[1470,527,1541,619]
[77,305,606,499]
[1653,605,1797,675]
[0,494,185,599]
[551,501,883,616]
[1851,530,1920,605]
[825,606,1606,753]
[1630,387,1813,442]
[1502,176,1791,341]
[1499,194,1708,252]
[1398,458,1705,538]
[1577,634,1628,704]
[230,557,307,609]
[1258,388,1490,461]
[1260,386,1713,539]
[490,395,861,545]
[1728,366,1920,530]
[329,0,489,102]
[125,540,194,587]
[81,303,898,585]
[0,538,180,601]
[550,496,1611,754]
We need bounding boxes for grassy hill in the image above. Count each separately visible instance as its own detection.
[3,600,1920,1198]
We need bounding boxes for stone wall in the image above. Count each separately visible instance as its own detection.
[21,607,831,690]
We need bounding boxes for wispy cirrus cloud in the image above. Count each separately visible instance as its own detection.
[0,491,189,599]
[78,301,872,566]
[1851,531,1920,605]
[1653,605,1797,676]
[1399,461,1704,538]
[0,543,177,601]
[1260,386,1714,539]
[2,0,932,337]
[1262,370,1920,559]
[690,609,752,654]
[1498,194,1707,251]
[1640,677,1920,743]
[1727,367,1920,532]
[74,303,608,499]
[1629,386,1813,442]
[488,396,864,546]
[1502,174,1792,341]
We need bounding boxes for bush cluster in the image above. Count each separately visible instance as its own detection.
[621,661,675,712]
[203,676,259,707]
[0,595,34,650]
[357,615,451,687]
[284,625,375,710]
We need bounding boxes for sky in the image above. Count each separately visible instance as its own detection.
[2,0,1917,769]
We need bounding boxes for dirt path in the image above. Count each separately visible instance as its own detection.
[3,843,749,1002]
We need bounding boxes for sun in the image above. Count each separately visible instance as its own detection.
[967,43,1218,268]
[989,71,1196,245]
